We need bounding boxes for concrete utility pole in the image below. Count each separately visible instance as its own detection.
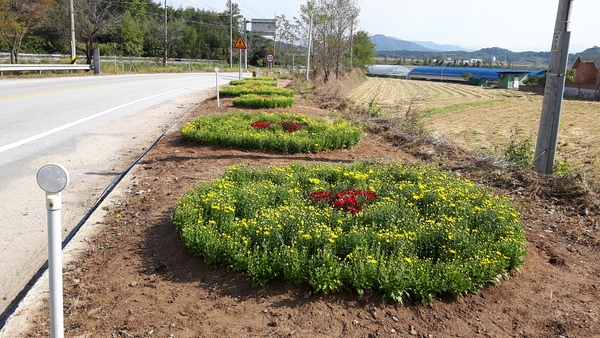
[69,0,76,64]
[229,1,233,68]
[244,19,248,71]
[163,0,168,66]
[533,0,573,174]
[306,1,314,81]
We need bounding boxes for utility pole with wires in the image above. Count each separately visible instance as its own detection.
[533,0,573,174]
[163,0,168,66]
[306,1,314,81]
[230,0,233,68]
[69,0,76,64]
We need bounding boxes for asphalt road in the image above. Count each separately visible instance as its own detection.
[0,72,241,321]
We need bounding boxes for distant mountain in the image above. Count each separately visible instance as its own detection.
[371,35,435,52]
[412,41,475,52]
[580,46,600,54]
[370,34,595,67]
[371,34,474,52]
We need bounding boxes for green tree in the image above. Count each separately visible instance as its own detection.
[115,12,144,56]
[350,30,374,70]
[75,0,124,64]
[298,0,359,82]
[0,0,54,63]
[566,68,575,83]
[111,0,149,57]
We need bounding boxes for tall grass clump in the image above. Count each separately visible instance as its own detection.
[181,112,361,154]
[172,161,527,304]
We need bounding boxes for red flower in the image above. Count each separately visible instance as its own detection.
[306,190,332,202]
[250,120,304,133]
[306,189,377,214]
[250,121,273,129]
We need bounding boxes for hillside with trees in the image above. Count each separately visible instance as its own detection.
[371,35,600,68]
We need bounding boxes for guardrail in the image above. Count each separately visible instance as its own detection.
[0,51,220,76]
[0,63,93,75]
[0,53,219,65]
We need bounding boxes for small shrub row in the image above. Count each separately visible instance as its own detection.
[232,94,295,108]
[220,84,294,97]
[229,77,278,86]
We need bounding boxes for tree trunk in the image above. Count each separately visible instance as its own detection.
[10,47,18,64]
[85,39,93,64]
[323,69,330,83]
[8,35,24,64]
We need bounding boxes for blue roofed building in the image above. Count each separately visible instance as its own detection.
[408,66,547,88]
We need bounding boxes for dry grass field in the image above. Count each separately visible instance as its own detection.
[347,78,600,184]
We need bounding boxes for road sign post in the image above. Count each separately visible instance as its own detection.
[266,52,275,74]
[266,52,275,64]
[234,35,247,80]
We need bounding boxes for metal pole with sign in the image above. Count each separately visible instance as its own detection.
[266,52,275,75]
[233,35,247,80]
[37,163,70,338]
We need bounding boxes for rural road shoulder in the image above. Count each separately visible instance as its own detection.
[0,85,217,335]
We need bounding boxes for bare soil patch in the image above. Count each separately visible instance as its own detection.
[15,77,600,337]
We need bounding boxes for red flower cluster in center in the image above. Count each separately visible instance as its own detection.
[306,189,377,214]
[250,121,304,133]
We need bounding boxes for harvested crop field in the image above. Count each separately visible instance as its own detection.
[348,78,600,180]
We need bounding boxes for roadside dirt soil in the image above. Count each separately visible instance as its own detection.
[12,78,600,337]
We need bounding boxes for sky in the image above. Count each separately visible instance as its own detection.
[163,0,600,53]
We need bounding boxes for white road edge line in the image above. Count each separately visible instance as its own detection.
[0,86,201,155]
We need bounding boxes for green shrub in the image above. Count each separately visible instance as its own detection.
[232,94,295,108]
[229,78,278,87]
[504,125,534,169]
[172,161,527,304]
[181,112,362,154]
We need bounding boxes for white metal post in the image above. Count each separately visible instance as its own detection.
[47,193,64,338]
[215,67,220,107]
[239,49,242,79]
[37,163,69,338]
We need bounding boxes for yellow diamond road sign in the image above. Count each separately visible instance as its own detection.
[234,36,247,50]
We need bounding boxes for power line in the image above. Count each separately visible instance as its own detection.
[238,0,263,18]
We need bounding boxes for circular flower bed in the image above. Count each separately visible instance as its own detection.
[181,112,362,154]
[172,161,527,304]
